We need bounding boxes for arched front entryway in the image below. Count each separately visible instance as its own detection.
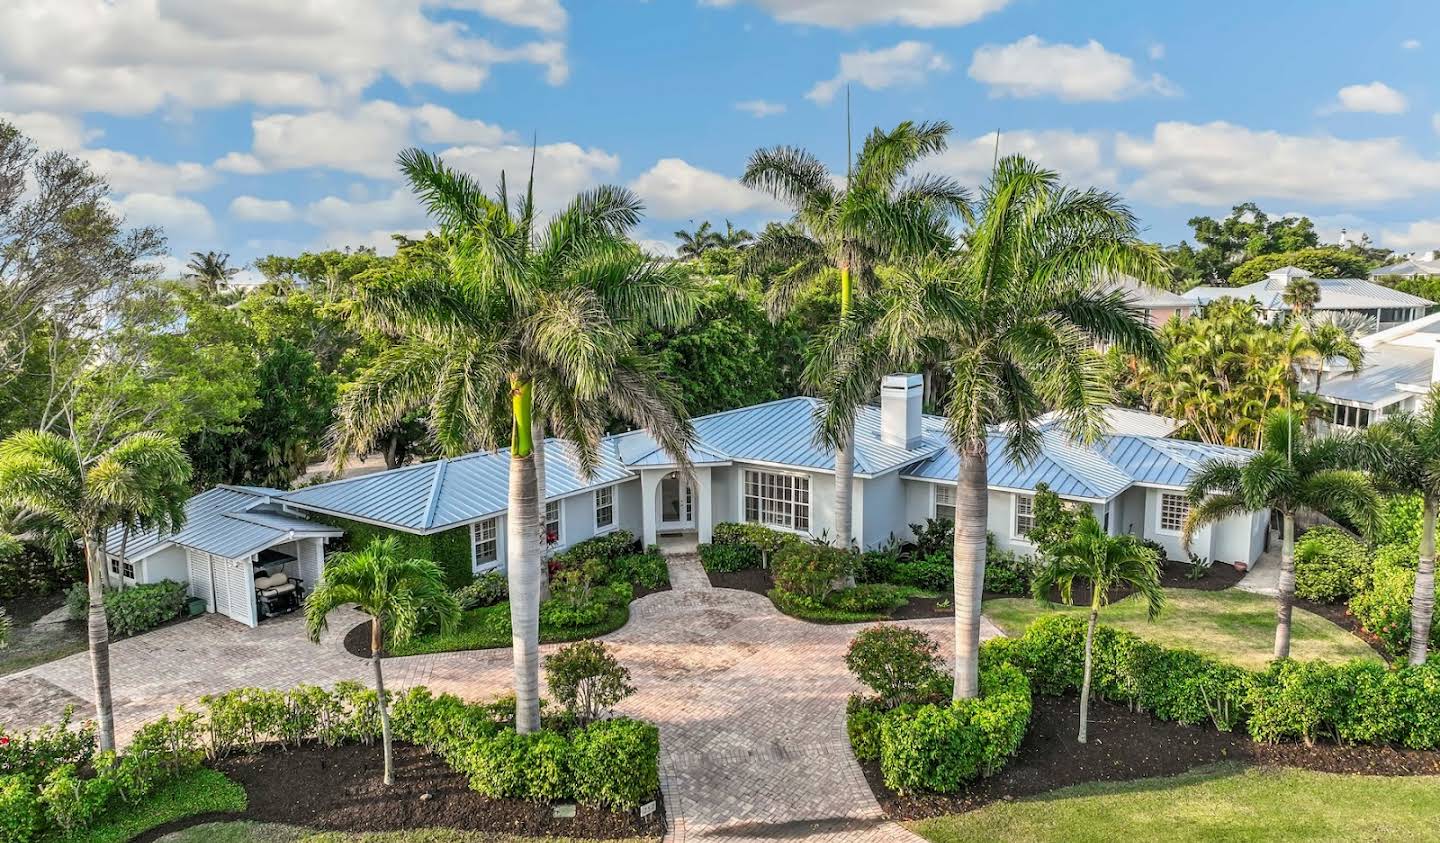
[657,471,694,531]
[640,466,713,547]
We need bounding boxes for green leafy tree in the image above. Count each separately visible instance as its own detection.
[1287,317,1364,396]
[1031,517,1163,742]
[0,430,190,751]
[813,155,1165,699]
[1354,386,1440,664]
[1229,247,1374,287]
[1184,409,1379,659]
[304,537,460,785]
[1179,203,1319,283]
[742,120,969,550]
[717,220,754,249]
[331,149,700,733]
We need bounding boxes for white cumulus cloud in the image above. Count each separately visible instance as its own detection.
[735,99,787,118]
[1380,219,1440,252]
[1327,81,1408,114]
[968,36,1176,102]
[0,111,101,150]
[82,149,214,195]
[229,196,298,223]
[807,41,950,105]
[436,0,568,32]
[931,129,1118,191]
[629,158,785,219]
[700,0,1011,28]
[107,193,217,241]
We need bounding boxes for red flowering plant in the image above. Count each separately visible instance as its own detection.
[0,707,96,779]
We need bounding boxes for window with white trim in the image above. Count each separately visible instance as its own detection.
[544,501,561,546]
[595,486,614,530]
[471,517,498,567]
[934,485,956,522]
[743,469,810,532]
[1158,493,1190,533]
[123,560,134,580]
[1330,403,1372,430]
[1015,494,1036,538]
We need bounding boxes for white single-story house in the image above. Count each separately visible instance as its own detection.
[1306,310,1440,432]
[1183,266,1433,333]
[113,375,1270,626]
[103,485,342,628]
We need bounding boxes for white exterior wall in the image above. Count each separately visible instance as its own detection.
[901,479,935,541]
[614,479,644,539]
[144,546,189,584]
[987,491,1032,555]
[859,472,906,550]
[1142,486,1211,563]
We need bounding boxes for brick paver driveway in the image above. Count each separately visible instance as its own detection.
[0,555,1000,842]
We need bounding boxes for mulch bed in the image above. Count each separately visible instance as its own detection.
[135,741,664,842]
[868,693,1440,821]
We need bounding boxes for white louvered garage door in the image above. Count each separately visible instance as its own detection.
[186,549,213,610]
[298,538,325,589]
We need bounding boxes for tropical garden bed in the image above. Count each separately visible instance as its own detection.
[346,531,668,658]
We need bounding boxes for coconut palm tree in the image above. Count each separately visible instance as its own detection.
[331,149,699,733]
[1283,318,1364,397]
[1184,408,1379,659]
[674,221,721,259]
[305,537,460,785]
[185,251,240,296]
[1031,517,1163,743]
[742,120,969,550]
[0,429,190,751]
[1353,386,1440,664]
[718,220,754,249]
[1282,276,1321,316]
[812,156,1167,699]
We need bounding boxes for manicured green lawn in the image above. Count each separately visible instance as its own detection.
[158,822,653,842]
[62,767,246,843]
[388,602,630,656]
[908,766,1440,842]
[983,588,1379,669]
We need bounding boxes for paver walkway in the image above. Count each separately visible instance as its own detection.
[0,555,1001,841]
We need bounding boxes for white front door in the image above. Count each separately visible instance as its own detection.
[659,472,694,529]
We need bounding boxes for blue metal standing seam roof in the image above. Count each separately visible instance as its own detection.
[168,511,340,559]
[105,485,274,559]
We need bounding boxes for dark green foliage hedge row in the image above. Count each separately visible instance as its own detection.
[65,580,188,638]
[318,515,472,590]
[997,614,1440,749]
[699,522,799,571]
[1293,527,1368,603]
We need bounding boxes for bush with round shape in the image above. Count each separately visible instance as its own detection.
[0,774,40,843]
[698,542,760,573]
[772,542,852,600]
[846,625,945,708]
[544,641,636,725]
[454,572,507,609]
[826,584,908,614]
[1349,542,1437,659]
[1293,526,1368,603]
[892,555,952,591]
[569,718,660,809]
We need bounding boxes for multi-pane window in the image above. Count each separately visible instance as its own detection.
[1159,493,1190,533]
[1379,307,1411,324]
[743,470,810,532]
[109,557,135,579]
[544,501,561,545]
[595,486,614,530]
[471,517,498,566]
[110,557,120,576]
[1331,403,1372,429]
[1015,495,1035,537]
[934,485,956,522]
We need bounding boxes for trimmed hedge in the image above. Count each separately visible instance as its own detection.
[317,515,473,590]
[1293,527,1368,603]
[699,522,799,572]
[1349,542,1439,659]
[65,580,187,639]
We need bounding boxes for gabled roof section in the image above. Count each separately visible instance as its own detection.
[169,510,340,560]
[1309,346,1433,405]
[280,439,632,533]
[1103,273,1194,309]
[105,485,277,560]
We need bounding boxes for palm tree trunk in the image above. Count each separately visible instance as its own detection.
[370,618,394,786]
[953,443,988,700]
[531,413,550,602]
[1409,497,1437,666]
[84,536,116,752]
[1274,512,1297,660]
[1079,603,1099,744]
[834,436,854,546]
[508,378,542,733]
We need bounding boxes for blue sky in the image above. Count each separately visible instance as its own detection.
[3,0,1438,278]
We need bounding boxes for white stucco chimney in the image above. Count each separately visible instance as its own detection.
[880,373,923,449]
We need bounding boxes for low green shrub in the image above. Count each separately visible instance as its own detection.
[985,543,1034,597]
[698,542,760,573]
[0,774,41,843]
[1245,659,1349,746]
[826,584,908,614]
[38,764,112,836]
[66,580,188,638]
[612,552,669,590]
[846,625,946,708]
[544,641,636,724]
[1348,542,1437,659]
[1293,527,1368,603]
[1376,494,1423,548]
[876,661,1031,794]
[712,522,798,565]
[908,518,954,559]
[550,530,640,571]
[855,550,900,585]
[893,554,952,591]
[454,572,507,609]
[539,579,631,632]
[569,718,660,809]
[772,543,852,600]
[0,709,95,780]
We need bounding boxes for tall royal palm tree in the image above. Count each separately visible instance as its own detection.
[332,149,699,733]
[185,251,240,296]
[1184,408,1379,659]
[305,537,460,785]
[1031,517,1164,743]
[0,430,190,751]
[742,120,969,550]
[674,221,721,259]
[814,156,1166,698]
[1354,385,1440,664]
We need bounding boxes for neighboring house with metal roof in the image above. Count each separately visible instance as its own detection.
[1182,266,1433,332]
[1306,311,1440,432]
[266,374,1268,573]
[1105,274,1195,327]
[103,485,341,628]
[1371,254,1440,281]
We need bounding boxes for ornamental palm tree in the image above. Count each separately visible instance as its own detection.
[1288,317,1365,396]
[184,251,240,296]
[674,221,721,259]
[1184,408,1379,659]
[1281,276,1321,316]
[1353,386,1440,664]
[332,149,699,733]
[812,156,1167,699]
[1031,517,1163,743]
[742,120,969,549]
[0,429,190,751]
[305,537,460,786]
[718,220,754,249]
